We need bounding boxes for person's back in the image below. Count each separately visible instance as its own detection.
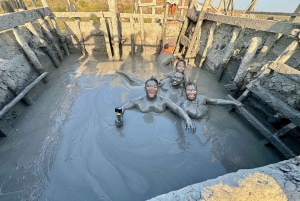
[157,41,176,67]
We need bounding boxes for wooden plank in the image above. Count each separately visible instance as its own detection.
[0,8,52,31]
[140,12,145,55]
[179,35,190,47]
[53,12,164,19]
[204,13,300,36]
[227,94,296,159]
[269,62,300,84]
[247,82,300,126]
[263,123,297,145]
[248,11,300,17]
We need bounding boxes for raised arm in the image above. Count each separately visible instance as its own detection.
[205,97,242,107]
[115,99,138,128]
[164,98,196,134]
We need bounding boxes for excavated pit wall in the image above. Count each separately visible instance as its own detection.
[198,20,300,110]
[0,16,65,132]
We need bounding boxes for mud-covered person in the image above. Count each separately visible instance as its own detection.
[159,72,185,104]
[180,82,242,119]
[115,77,196,134]
[160,59,190,88]
[157,40,176,67]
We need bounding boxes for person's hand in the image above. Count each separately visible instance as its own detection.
[185,119,196,134]
[115,119,123,128]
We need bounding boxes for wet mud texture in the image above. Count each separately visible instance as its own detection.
[0,54,283,201]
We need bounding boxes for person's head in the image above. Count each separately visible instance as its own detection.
[185,82,197,101]
[145,77,159,99]
[175,59,186,73]
[163,40,176,53]
[172,72,184,87]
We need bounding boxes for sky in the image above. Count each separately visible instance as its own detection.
[201,0,300,13]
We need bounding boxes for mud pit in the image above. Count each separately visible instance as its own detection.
[0,54,283,201]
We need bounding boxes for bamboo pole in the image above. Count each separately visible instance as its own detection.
[41,0,49,7]
[12,27,49,83]
[30,0,37,8]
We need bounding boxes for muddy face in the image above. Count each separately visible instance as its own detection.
[176,61,186,73]
[145,80,158,99]
[172,72,184,87]
[186,84,197,101]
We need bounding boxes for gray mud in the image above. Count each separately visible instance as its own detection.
[0,54,283,201]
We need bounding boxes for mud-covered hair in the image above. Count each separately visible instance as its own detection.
[186,82,197,90]
[163,43,169,49]
[175,59,186,67]
[145,76,159,87]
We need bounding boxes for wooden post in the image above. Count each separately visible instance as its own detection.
[217,0,224,12]
[12,27,49,83]
[37,18,64,61]
[233,37,262,86]
[174,0,197,54]
[100,13,113,59]
[180,0,186,17]
[41,0,49,7]
[289,4,300,22]
[151,0,156,23]
[199,22,217,67]
[161,0,169,50]
[109,0,120,60]
[30,0,38,8]
[216,26,242,81]
[130,15,135,55]
[185,0,212,58]
[248,33,282,73]
[45,16,70,56]
[25,22,61,68]
[139,12,145,55]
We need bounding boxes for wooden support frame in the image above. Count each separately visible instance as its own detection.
[100,13,113,59]
[227,94,296,159]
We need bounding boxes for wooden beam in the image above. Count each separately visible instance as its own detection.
[130,16,135,55]
[0,72,48,119]
[269,62,300,84]
[247,82,300,127]
[179,35,190,47]
[53,12,164,19]
[0,8,52,31]
[248,11,300,17]
[204,13,300,36]
[12,27,49,83]
[227,94,296,159]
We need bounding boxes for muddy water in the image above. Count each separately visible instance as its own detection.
[0,54,283,201]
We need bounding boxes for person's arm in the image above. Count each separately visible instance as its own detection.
[205,97,242,107]
[164,98,196,134]
[115,99,138,128]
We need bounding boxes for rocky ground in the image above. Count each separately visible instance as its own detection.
[148,156,300,201]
